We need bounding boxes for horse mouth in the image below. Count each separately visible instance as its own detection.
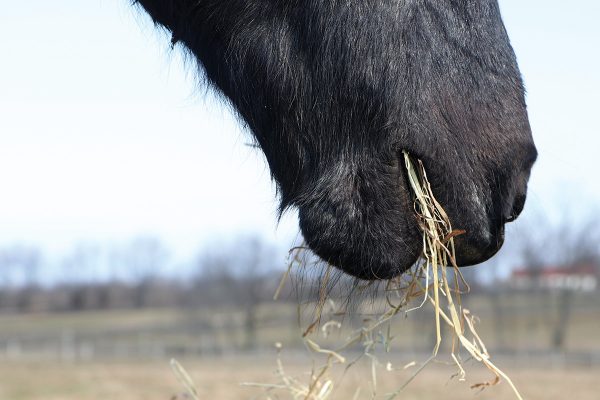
[298,144,529,281]
[401,152,507,272]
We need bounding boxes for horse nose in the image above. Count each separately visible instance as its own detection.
[504,193,526,223]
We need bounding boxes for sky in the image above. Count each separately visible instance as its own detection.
[0,1,599,279]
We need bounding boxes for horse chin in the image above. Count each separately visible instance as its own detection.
[296,155,423,281]
[296,154,499,280]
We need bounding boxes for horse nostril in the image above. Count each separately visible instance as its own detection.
[505,194,526,223]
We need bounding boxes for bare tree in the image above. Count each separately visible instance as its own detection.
[61,243,103,311]
[193,236,281,350]
[551,216,599,350]
[517,209,600,351]
[121,237,169,308]
[0,245,42,312]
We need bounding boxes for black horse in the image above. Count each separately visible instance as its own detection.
[134,0,537,280]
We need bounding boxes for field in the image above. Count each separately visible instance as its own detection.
[1,292,599,399]
[1,357,599,400]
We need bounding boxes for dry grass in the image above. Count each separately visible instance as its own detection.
[1,155,596,399]
[0,358,597,400]
[253,153,524,399]
[401,152,521,397]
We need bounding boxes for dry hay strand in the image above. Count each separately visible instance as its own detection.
[241,341,339,400]
[171,152,523,399]
[396,151,522,399]
[170,358,200,400]
[258,151,524,400]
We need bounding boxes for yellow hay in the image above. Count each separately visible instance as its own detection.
[176,152,524,400]
[170,358,200,400]
[402,151,523,400]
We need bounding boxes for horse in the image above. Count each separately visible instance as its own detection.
[133,0,537,280]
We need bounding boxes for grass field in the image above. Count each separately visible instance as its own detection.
[2,291,600,357]
[1,357,598,400]
[1,292,599,399]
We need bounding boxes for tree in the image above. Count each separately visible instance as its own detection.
[0,245,42,312]
[193,236,281,350]
[517,209,600,350]
[550,217,600,350]
[121,237,169,308]
[61,243,103,311]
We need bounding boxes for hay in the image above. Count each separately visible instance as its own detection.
[255,151,523,400]
[402,151,523,400]
[173,152,524,399]
[170,358,200,400]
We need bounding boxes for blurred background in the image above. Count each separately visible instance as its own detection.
[0,1,599,399]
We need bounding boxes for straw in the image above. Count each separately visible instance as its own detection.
[213,152,525,400]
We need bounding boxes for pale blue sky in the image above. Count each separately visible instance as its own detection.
[0,1,599,274]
